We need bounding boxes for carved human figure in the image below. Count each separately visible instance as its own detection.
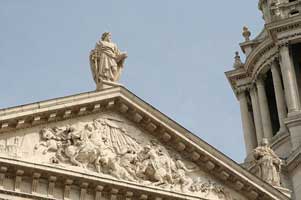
[34,119,235,198]
[35,128,61,154]
[173,155,193,192]
[253,138,282,187]
[118,148,138,178]
[137,144,173,186]
[90,32,127,87]
[64,125,89,167]
[107,156,136,182]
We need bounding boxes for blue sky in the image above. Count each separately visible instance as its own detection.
[0,1,263,162]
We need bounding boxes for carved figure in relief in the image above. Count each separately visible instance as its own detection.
[90,32,128,88]
[136,144,173,186]
[118,148,138,178]
[63,125,88,167]
[190,179,231,200]
[36,118,233,199]
[107,156,136,182]
[173,155,194,192]
[253,138,282,187]
[35,128,62,154]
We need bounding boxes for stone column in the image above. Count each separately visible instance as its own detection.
[279,43,300,113]
[250,87,264,144]
[238,91,256,154]
[257,79,273,140]
[271,61,287,132]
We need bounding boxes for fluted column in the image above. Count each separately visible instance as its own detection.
[271,61,287,132]
[238,91,256,154]
[279,43,300,113]
[257,79,273,140]
[250,87,264,144]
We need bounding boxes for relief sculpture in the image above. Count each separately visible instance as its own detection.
[35,118,233,199]
[0,137,22,157]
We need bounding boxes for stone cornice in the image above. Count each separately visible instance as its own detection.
[270,131,290,152]
[266,15,301,42]
[286,146,301,171]
[0,157,201,200]
[226,37,277,98]
[244,38,276,77]
[225,69,249,98]
[0,86,290,200]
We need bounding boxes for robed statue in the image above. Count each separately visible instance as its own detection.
[253,138,282,187]
[90,32,128,89]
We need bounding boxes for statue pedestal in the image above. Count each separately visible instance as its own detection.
[96,80,122,90]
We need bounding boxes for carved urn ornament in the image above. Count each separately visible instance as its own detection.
[242,26,251,42]
[89,32,128,90]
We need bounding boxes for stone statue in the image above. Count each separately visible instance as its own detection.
[90,32,128,89]
[253,138,282,187]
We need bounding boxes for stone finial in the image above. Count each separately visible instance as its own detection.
[90,32,128,90]
[242,26,251,41]
[233,52,244,69]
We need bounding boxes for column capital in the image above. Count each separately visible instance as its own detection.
[249,87,255,96]
[236,84,252,97]
[256,78,265,87]
[270,61,277,70]
[277,40,289,49]
[237,90,247,100]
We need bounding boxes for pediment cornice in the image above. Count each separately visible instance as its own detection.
[0,86,289,200]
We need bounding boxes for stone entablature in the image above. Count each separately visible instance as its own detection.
[270,0,301,22]
[267,15,301,43]
[259,0,301,24]
[0,87,289,200]
[0,158,219,200]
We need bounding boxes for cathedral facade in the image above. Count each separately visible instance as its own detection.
[0,1,297,200]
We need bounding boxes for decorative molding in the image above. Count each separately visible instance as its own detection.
[0,87,290,200]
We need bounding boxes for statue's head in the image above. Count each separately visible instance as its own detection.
[40,128,55,140]
[261,138,269,147]
[101,32,111,42]
[144,145,151,152]
[85,124,93,132]
[157,147,164,155]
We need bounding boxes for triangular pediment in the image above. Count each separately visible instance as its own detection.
[0,86,289,200]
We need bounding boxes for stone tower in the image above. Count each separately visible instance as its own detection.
[226,0,301,199]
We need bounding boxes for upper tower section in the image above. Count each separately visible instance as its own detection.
[259,0,301,24]
[225,1,301,198]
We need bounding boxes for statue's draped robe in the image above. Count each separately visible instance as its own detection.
[91,41,124,83]
[254,146,281,186]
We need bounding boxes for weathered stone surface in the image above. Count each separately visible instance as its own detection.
[0,111,246,200]
[90,32,127,90]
